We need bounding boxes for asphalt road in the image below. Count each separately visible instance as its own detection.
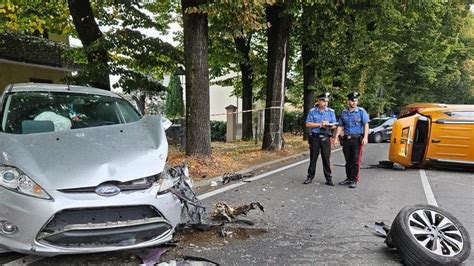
[1,143,472,265]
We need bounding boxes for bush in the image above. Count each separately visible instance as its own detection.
[210,120,226,141]
[283,111,304,133]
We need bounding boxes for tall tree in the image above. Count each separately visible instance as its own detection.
[207,2,267,140]
[165,72,184,118]
[262,3,292,151]
[181,0,211,156]
[301,4,316,141]
[234,33,254,140]
[67,0,110,90]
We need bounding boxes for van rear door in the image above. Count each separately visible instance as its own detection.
[389,114,421,167]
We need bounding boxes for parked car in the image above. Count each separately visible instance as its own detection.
[389,103,474,168]
[0,83,183,256]
[368,117,396,143]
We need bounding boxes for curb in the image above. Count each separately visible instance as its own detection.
[192,151,309,188]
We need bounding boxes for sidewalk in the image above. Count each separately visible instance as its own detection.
[193,151,309,188]
[167,133,309,184]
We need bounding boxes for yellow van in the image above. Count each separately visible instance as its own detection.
[389,104,474,168]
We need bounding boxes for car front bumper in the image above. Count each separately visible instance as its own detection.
[0,185,181,256]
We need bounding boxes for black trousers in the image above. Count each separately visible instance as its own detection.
[307,134,332,180]
[342,136,363,182]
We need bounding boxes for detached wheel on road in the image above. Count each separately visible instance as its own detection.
[373,133,383,143]
[391,204,471,265]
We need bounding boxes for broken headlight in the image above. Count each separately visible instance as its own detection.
[0,165,52,200]
[157,164,192,195]
[157,167,179,194]
[119,175,157,191]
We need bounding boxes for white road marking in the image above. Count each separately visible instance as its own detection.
[199,147,343,200]
[6,147,345,265]
[3,255,46,266]
[419,169,438,206]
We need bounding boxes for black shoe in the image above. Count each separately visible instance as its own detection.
[338,179,352,185]
[303,177,313,184]
[325,181,335,186]
[349,181,357,188]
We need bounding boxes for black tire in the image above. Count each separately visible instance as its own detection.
[374,133,383,143]
[391,204,471,265]
[386,231,396,248]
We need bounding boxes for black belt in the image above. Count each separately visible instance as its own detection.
[343,135,361,139]
[311,133,330,137]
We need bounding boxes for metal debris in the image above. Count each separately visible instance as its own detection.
[168,163,206,224]
[374,221,391,238]
[219,227,233,238]
[333,161,405,170]
[157,256,219,266]
[211,202,264,222]
[222,172,254,184]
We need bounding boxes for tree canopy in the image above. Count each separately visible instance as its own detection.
[1,0,472,154]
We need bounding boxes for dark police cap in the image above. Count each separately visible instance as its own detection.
[347,91,360,100]
[317,92,330,101]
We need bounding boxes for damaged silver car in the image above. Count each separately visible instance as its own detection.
[0,83,185,256]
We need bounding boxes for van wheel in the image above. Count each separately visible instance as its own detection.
[391,204,471,265]
[374,133,383,143]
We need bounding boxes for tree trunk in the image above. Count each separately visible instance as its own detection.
[182,0,211,156]
[234,34,253,140]
[262,4,292,151]
[301,5,316,141]
[302,42,316,141]
[67,0,110,90]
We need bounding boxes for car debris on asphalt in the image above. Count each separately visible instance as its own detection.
[373,221,391,238]
[221,172,254,184]
[333,161,405,170]
[157,256,219,266]
[211,202,264,222]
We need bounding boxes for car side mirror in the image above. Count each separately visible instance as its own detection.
[383,124,390,128]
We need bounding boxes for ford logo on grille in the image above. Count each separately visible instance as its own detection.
[95,184,121,196]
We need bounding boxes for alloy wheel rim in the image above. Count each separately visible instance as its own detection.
[408,209,464,257]
[375,133,382,142]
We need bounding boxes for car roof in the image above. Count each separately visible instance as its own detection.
[5,83,121,98]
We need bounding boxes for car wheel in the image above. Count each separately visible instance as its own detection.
[385,231,396,248]
[391,204,471,265]
[374,133,383,143]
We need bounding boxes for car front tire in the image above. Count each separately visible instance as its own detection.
[374,133,383,143]
[391,204,471,265]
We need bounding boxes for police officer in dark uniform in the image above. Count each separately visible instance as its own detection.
[334,92,369,188]
[304,92,337,185]
[334,92,370,188]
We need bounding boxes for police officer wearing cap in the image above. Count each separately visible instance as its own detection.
[304,92,337,185]
[334,92,370,188]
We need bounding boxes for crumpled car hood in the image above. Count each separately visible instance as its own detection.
[0,115,168,190]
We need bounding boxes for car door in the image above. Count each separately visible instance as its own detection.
[389,114,421,167]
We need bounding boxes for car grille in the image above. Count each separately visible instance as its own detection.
[37,206,171,248]
[58,176,157,193]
